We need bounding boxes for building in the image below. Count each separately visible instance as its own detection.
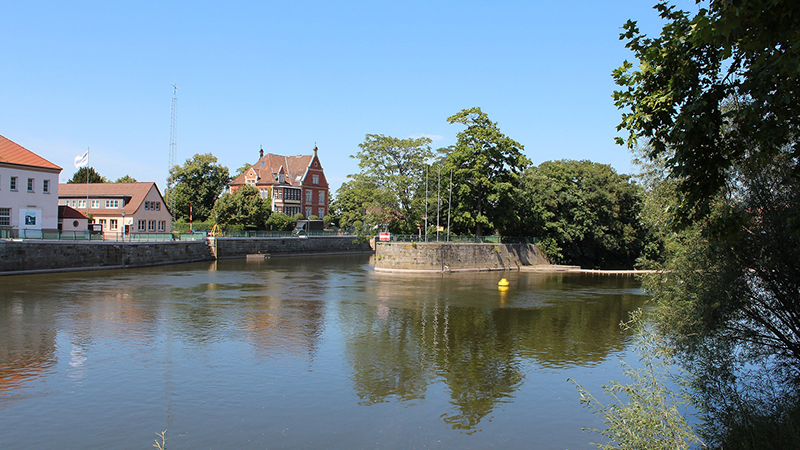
[58,205,89,233]
[0,134,62,237]
[229,146,329,219]
[58,182,171,238]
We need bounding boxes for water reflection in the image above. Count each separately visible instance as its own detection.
[0,257,648,449]
[341,270,645,430]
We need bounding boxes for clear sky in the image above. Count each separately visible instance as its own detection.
[1,1,677,195]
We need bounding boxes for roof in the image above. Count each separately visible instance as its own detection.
[58,205,88,219]
[230,152,316,187]
[0,134,62,171]
[58,182,167,215]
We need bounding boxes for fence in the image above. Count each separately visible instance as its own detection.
[0,229,205,242]
[383,234,539,244]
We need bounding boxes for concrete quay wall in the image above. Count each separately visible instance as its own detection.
[0,240,214,274]
[374,242,549,273]
[211,235,372,259]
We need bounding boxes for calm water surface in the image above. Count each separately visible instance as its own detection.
[0,255,648,449]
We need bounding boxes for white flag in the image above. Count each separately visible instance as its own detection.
[74,150,89,168]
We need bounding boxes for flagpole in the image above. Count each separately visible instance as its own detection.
[86,148,90,217]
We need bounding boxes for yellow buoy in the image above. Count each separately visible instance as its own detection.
[498,278,509,287]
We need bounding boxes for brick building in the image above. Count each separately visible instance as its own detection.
[229,146,329,219]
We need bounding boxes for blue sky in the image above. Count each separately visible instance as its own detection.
[1,1,677,194]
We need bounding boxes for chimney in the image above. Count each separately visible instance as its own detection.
[259,145,264,159]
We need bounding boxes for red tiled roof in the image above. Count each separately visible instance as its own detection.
[0,134,62,171]
[58,205,88,219]
[230,152,324,187]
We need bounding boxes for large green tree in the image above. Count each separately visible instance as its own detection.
[167,153,230,222]
[337,134,434,235]
[515,160,651,269]
[613,0,800,221]
[211,185,271,229]
[115,174,137,183]
[445,107,530,237]
[68,167,107,183]
[610,1,800,447]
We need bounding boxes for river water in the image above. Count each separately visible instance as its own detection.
[0,254,648,449]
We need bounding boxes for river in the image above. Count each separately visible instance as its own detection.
[0,254,648,449]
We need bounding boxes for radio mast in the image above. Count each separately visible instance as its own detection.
[168,83,178,223]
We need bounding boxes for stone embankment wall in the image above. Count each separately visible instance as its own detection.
[211,236,372,259]
[374,242,549,272]
[0,236,373,275]
[0,240,214,274]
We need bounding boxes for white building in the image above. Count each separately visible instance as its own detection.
[59,182,172,239]
[0,134,62,238]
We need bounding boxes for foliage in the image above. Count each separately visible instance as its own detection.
[341,134,433,235]
[115,174,137,183]
[67,166,107,183]
[167,153,230,222]
[212,185,271,229]
[153,429,167,450]
[444,107,530,236]
[233,163,252,179]
[639,151,800,447]
[171,220,214,233]
[515,159,652,268]
[613,0,800,221]
[572,311,705,450]
[265,211,296,231]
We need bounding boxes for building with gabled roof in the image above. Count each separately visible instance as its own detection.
[59,182,171,238]
[228,146,329,219]
[0,134,62,237]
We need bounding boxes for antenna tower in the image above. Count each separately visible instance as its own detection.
[168,84,179,223]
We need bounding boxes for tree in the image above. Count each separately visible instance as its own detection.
[233,163,252,179]
[68,167,107,183]
[613,0,800,221]
[167,153,230,222]
[515,160,652,269]
[348,134,434,234]
[445,107,530,236]
[115,175,137,183]
[212,185,271,229]
[265,212,297,231]
[605,2,800,446]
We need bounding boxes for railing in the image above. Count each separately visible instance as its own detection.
[0,229,206,242]
[379,234,539,244]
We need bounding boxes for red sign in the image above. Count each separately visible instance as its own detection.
[379,232,390,241]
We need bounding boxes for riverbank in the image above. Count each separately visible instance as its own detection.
[0,236,371,275]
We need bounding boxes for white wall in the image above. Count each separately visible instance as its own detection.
[0,166,60,231]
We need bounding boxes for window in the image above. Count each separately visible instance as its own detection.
[138,220,146,231]
[155,202,160,211]
[91,200,100,208]
[305,207,312,218]
[105,200,119,208]
[0,208,10,226]
[318,191,325,204]
[158,220,165,232]
[110,219,118,230]
[148,220,156,231]
[99,219,107,229]
[79,200,86,208]
[27,178,34,192]
[43,180,50,193]
[312,174,319,184]
[10,177,17,191]
[145,201,150,210]
[318,207,325,218]
[306,189,312,202]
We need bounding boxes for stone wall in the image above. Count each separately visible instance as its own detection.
[374,242,549,272]
[0,240,214,274]
[211,235,372,259]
